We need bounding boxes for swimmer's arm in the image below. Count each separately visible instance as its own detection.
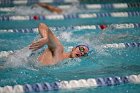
[37,3,62,14]
[30,23,64,51]
[45,24,64,51]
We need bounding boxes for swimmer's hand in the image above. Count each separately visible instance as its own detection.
[29,38,47,51]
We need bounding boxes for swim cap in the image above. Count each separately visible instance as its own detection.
[76,44,89,51]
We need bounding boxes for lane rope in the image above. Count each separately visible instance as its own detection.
[0,74,140,93]
[0,23,139,33]
[0,11,140,21]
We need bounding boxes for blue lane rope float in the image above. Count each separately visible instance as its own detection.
[0,23,139,33]
[0,42,139,58]
[0,74,140,93]
[0,11,140,21]
[0,3,140,12]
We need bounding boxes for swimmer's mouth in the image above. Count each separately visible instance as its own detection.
[76,54,81,57]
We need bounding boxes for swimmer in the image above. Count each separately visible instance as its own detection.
[37,3,80,15]
[29,23,89,65]
[37,3,63,14]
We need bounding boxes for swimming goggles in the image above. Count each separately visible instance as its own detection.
[76,45,88,56]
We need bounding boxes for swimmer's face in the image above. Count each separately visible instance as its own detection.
[71,45,89,58]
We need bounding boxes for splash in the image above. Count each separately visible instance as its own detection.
[62,0,81,15]
[58,32,72,42]
[14,5,51,15]
[4,46,32,68]
[53,58,82,70]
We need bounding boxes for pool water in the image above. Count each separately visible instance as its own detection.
[0,1,140,93]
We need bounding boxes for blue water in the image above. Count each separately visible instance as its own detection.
[0,1,140,93]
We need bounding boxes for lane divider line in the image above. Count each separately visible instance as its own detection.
[0,74,140,93]
[0,11,140,21]
[0,23,139,33]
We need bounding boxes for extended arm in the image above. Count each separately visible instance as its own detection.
[30,23,63,51]
[38,3,63,14]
